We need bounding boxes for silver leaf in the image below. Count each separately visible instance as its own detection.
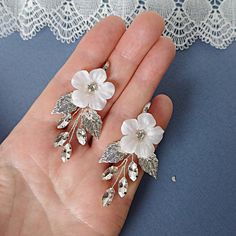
[51,93,77,115]
[142,102,151,113]
[80,108,102,138]
[57,114,72,129]
[102,188,115,207]
[102,166,118,180]
[99,141,126,164]
[128,161,138,182]
[61,143,72,163]
[76,127,87,145]
[54,132,69,147]
[138,153,159,179]
[118,177,128,198]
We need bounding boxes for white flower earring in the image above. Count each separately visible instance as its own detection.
[71,68,115,110]
[51,62,115,162]
[99,103,164,207]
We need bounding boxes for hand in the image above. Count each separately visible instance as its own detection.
[0,12,175,236]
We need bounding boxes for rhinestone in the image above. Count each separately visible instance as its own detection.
[118,177,128,198]
[54,132,69,147]
[76,127,87,145]
[102,188,115,207]
[102,166,118,180]
[57,114,72,129]
[128,161,138,182]
[61,143,72,162]
[136,129,146,141]
[87,82,98,93]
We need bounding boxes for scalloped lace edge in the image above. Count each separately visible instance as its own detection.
[0,0,236,50]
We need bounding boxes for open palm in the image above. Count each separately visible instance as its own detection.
[0,12,175,236]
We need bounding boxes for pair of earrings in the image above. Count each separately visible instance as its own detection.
[51,62,164,206]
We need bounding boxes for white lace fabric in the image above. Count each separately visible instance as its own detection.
[0,0,236,50]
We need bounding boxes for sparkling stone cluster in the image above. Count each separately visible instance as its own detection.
[52,95,102,162]
[100,103,161,207]
[101,156,139,207]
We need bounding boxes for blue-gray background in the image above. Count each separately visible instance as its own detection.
[0,29,236,236]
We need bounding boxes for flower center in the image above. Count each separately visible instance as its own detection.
[136,129,146,141]
[87,82,98,93]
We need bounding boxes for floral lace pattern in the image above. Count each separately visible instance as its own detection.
[0,0,236,50]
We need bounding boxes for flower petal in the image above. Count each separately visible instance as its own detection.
[146,126,164,145]
[71,70,90,89]
[137,113,156,129]
[135,140,155,159]
[90,68,107,84]
[88,94,107,111]
[98,82,115,99]
[120,135,138,154]
[71,90,89,108]
[121,119,138,135]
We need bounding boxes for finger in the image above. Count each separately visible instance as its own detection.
[27,12,164,121]
[25,15,126,120]
[93,36,176,152]
[54,12,164,166]
[101,95,173,231]
[149,94,173,129]
[66,11,164,152]
[99,11,164,117]
[123,95,173,205]
[60,95,173,236]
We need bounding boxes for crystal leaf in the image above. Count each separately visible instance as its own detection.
[99,141,126,164]
[138,153,159,179]
[61,143,72,163]
[102,188,115,207]
[81,108,102,138]
[57,113,72,129]
[142,102,151,113]
[54,132,69,147]
[128,161,138,182]
[51,93,77,115]
[102,166,118,180]
[76,127,87,145]
[118,177,128,198]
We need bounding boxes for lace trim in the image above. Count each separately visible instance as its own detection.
[0,0,236,50]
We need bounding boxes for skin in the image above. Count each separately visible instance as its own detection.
[0,12,175,236]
